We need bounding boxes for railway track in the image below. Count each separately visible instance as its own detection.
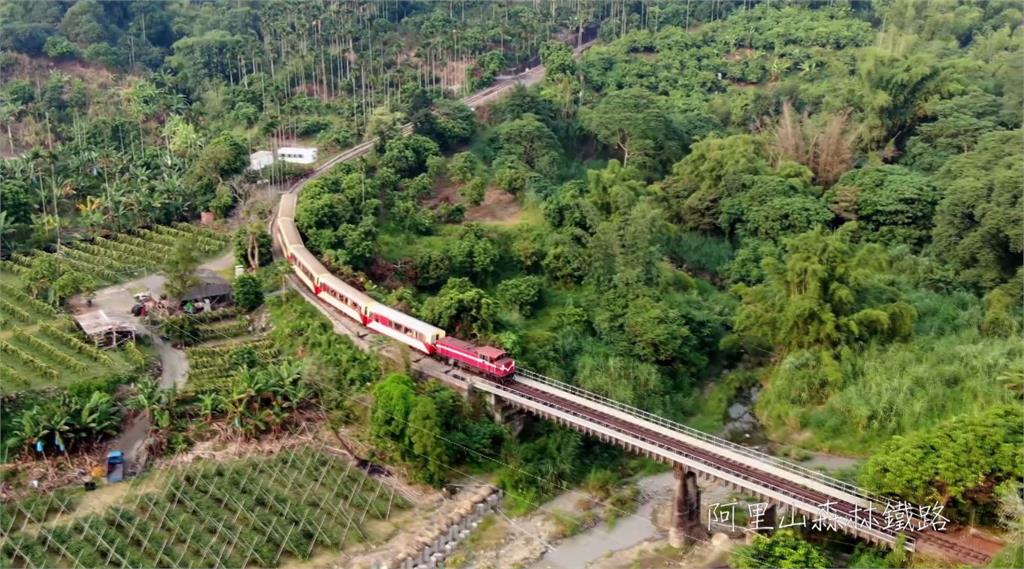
[490,381,993,566]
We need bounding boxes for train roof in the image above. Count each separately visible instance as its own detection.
[367,303,445,337]
[278,193,298,219]
[318,272,374,307]
[437,337,506,360]
[276,218,303,248]
[290,246,329,278]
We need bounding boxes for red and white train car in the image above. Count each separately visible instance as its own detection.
[290,246,326,292]
[317,273,373,324]
[365,303,445,354]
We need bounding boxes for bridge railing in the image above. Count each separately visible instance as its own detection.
[479,374,913,550]
[515,368,896,511]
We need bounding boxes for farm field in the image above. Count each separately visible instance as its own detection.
[1,224,229,288]
[186,338,280,393]
[0,444,408,569]
[0,224,230,393]
[0,302,146,394]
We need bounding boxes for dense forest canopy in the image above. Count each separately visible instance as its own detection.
[1,0,1023,559]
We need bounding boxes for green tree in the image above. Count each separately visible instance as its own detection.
[828,165,940,248]
[369,373,416,454]
[735,225,916,355]
[420,277,498,338]
[491,113,561,176]
[861,405,1024,517]
[233,223,272,269]
[163,241,199,300]
[406,395,449,486]
[930,130,1023,290]
[380,134,440,178]
[60,0,114,46]
[497,276,543,316]
[460,177,486,206]
[730,530,831,569]
[449,151,481,183]
[662,134,770,230]
[581,88,679,174]
[233,273,264,312]
[540,40,576,77]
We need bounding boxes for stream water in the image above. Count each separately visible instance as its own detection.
[529,472,673,569]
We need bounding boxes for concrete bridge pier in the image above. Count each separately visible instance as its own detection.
[480,391,526,436]
[668,463,705,548]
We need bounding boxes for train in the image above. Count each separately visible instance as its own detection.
[274,193,516,380]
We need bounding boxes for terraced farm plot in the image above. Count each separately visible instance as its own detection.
[0,224,229,392]
[0,286,146,393]
[186,338,280,392]
[1,224,229,287]
[0,445,407,569]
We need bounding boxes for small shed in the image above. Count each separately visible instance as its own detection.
[73,311,138,348]
[249,150,275,171]
[180,270,233,308]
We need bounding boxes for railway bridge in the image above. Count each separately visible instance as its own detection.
[273,44,998,567]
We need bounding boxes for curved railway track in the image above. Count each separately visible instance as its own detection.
[271,39,998,567]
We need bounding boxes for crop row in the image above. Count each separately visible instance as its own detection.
[40,324,115,364]
[195,320,251,342]
[0,282,58,317]
[0,295,34,323]
[0,447,403,569]
[187,338,276,358]
[12,332,89,373]
[0,361,30,390]
[0,341,58,379]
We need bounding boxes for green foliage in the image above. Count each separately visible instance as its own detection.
[769,329,1022,451]
[930,130,1023,290]
[233,274,264,312]
[467,50,505,90]
[369,377,502,487]
[413,100,476,150]
[413,224,499,287]
[496,276,543,316]
[420,277,498,339]
[380,134,441,178]
[490,113,561,177]
[406,395,448,485]
[662,134,770,231]
[730,530,831,569]
[861,405,1024,518]
[162,241,199,300]
[295,164,380,269]
[736,225,916,355]
[828,165,940,248]
[6,390,121,456]
[267,294,379,393]
[459,177,487,206]
[581,88,681,176]
[369,373,416,454]
[449,151,482,183]
[233,224,273,270]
